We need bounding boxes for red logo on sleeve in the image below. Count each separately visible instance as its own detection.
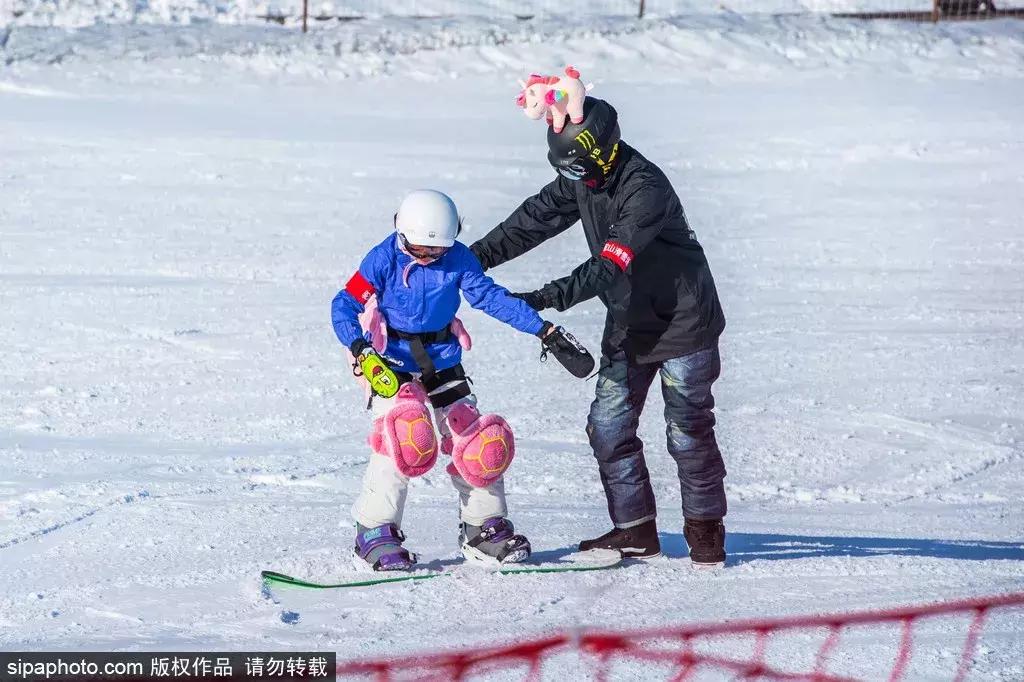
[600,241,634,271]
[345,271,375,304]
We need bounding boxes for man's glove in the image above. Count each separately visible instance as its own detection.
[511,290,549,312]
[350,340,400,399]
[537,322,595,378]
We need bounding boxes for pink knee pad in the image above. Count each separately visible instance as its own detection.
[368,382,438,477]
[445,402,515,488]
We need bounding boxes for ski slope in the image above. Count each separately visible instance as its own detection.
[1,13,1023,680]
[2,0,942,29]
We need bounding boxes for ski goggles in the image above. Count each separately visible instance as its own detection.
[550,141,620,183]
[549,152,597,182]
[398,232,450,261]
[556,162,590,181]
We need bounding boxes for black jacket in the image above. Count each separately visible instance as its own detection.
[470,142,725,364]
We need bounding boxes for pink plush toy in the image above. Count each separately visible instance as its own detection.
[516,66,592,134]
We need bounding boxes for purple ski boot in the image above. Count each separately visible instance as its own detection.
[459,517,531,565]
[355,523,416,571]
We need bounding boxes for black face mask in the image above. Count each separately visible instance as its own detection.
[549,142,620,183]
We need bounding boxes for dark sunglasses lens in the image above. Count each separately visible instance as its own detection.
[400,232,449,259]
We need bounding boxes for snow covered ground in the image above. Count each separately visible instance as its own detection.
[2,0,944,29]
[1,12,1023,680]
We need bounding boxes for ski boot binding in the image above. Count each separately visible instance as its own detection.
[460,517,531,566]
[355,523,416,571]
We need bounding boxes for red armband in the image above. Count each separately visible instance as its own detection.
[600,241,634,271]
[345,271,375,304]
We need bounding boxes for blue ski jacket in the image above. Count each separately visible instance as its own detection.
[332,233,545,374]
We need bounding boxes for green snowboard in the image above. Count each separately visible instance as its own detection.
[261,549,622,590]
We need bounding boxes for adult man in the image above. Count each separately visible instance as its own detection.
[470,97,729,566]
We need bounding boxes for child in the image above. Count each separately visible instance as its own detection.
[332,189,592,570]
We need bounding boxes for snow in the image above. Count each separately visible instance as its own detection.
[1,10,1023,680]
[3,0,943,29]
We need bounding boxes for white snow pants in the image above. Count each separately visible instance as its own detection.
[351,388,508,529]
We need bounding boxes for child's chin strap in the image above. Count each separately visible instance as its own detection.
[396,235,440,287]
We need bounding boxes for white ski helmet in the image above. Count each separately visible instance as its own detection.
[395,190,461,248]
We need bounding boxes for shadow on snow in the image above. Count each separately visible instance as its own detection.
[659,532,1024,564]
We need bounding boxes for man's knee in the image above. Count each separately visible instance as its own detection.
[661,347,720,414]
[665,412,716,452]
[587,414,641,464]
[676,448,726,478]
[588,382,641,461]
[587,395,634,461]
[668,423,726,480]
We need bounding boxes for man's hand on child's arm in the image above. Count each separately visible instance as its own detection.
[510,290,550,312]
